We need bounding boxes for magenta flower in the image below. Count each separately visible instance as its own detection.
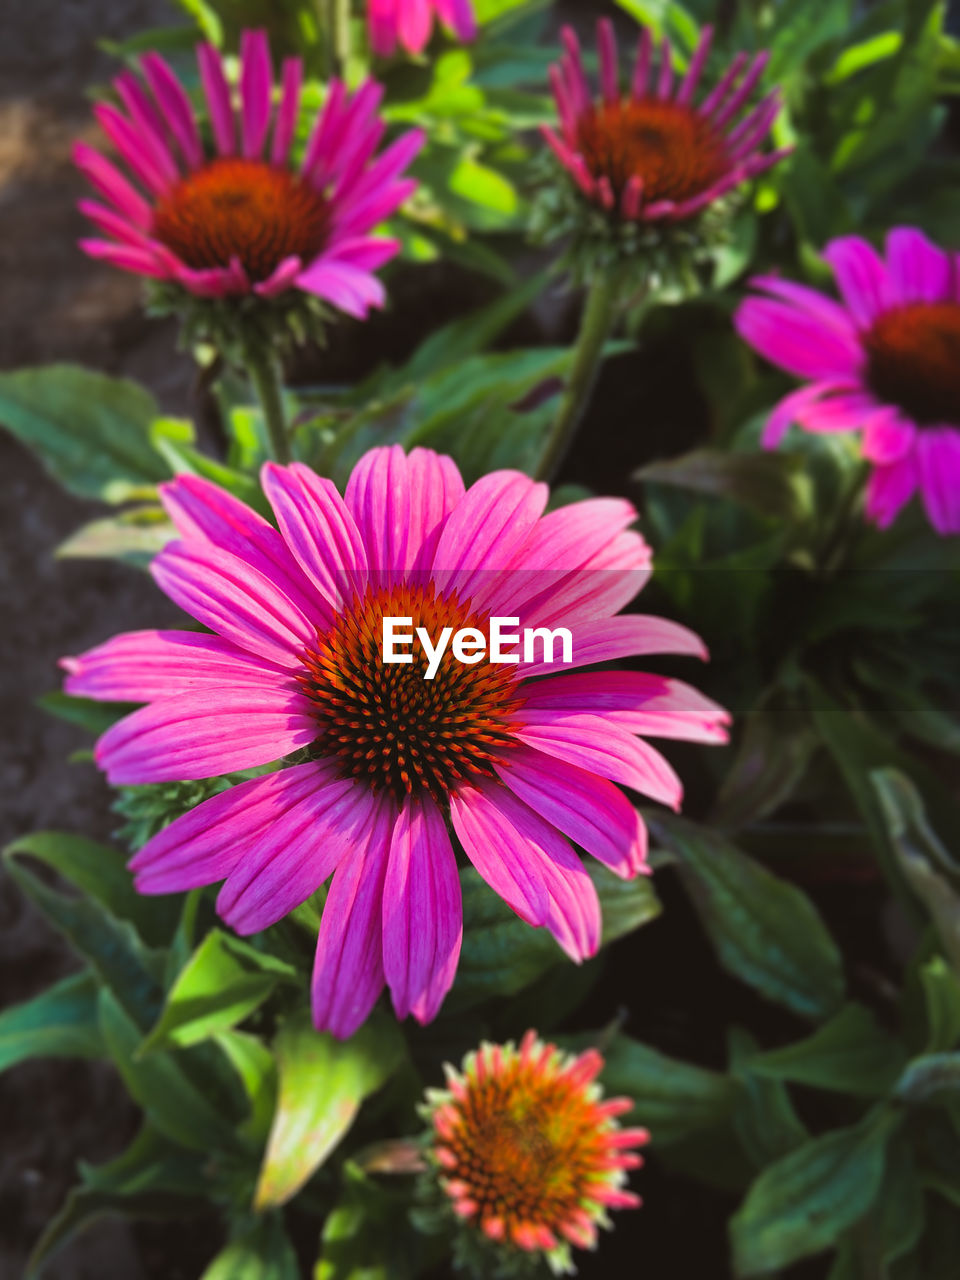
[543,19,789,224]
[368,0,476,58]
[73,29,423,316]
[735,228,960,535]
[62,449,727,1038]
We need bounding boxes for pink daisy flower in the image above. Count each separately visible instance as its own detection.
[543,19,789,224]
[368,0,476,58]
[735,227,960,535]
[61,448,727,1038]
[424,1030,648,1267]
[73,29,423,317]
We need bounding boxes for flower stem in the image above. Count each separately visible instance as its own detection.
[537,272,619,483]
[246,348,290,464]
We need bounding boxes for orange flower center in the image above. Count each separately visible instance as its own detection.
[863,301,960,426]
[152,158,328,282]
[439,1056,607,1237]
[576,97,729,209]
[298,583,524,806]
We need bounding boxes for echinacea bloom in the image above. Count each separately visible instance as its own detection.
[544,19,789,225]
[735,227,960,534]
[424,1031,648,1270]
[62,448,727,1037]
[73,29,423,316]
[368,0,476,58]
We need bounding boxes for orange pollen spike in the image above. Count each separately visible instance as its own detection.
[152,157,328,281]
[298,582,525,806]
[576,96,729,207]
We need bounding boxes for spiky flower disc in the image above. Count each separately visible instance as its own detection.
[424,1032,648,1275]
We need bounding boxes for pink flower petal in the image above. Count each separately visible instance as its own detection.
[139,52,203,169]
[495,749,648,878]
[917,427,960,534]
[129,761,324,893]
[197,42,235,155]
[735,296,863,380]
[72,142,152,228]
[519,613,708,676]
[677,25,714,105]
[861,412,916,464]
[159,472,326,624]
[61,629,291,702]
[516,715,684,809]
[311,795,397,1038]
[217,763,377,934]
[450,781,600,962]
[271,57,303,165]
[382,795,462,1023]
[95,687,317,785]
[865,455,918,529]
[240,29,273,159]
[261,462,368,608]
[822,236,890,327]
[295,256,386,317]
[151,540,318,669]
[886,227,955,306]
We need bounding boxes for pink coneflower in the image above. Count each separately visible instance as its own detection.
[424,1031,648,1269]
[62,448,726,1038]
[735,227,960,535]
[543,19,788,225]
[73,29,422,316]
[368,0,476,58]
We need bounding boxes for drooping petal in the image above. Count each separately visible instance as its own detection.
[495,749,648,878]
[382,795,462,1023]
[129,761,324,893]
[217,764,380,934]
[95,687,317,785]
[860,412,916,464]
[450,782,600,961]
[311,795,397,1038]
[72,142,152,228]
[519,613,707,676]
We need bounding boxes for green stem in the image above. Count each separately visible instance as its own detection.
[537,272,619,483]
[247,348,290,464]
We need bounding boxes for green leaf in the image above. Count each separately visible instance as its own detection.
[5,830,178,946]
[871,768,960,973]
[0,365,166,500]
[728,1028,808,1169]
[254,1011,405,1210]
[3,849,165,1027]
[151,416,272,516]
[730,1109,901,1276]
[26,1124,208,1279]
[872,1134,925,1265]
[750,1004,907,1097]
[450,862,660,1009]
[315,1163,425,1280]
[56,505,176,569]
[895,1052,960,1106]
[919,957,960,1053]
[635,449,809,522]
[214,1029,278,1145]
[648,814,845,1020]
[589,1033,736,1146]
[36,692,137,736]
[200,1215,300,1280]
[141,929,297,1052]
[0,971,103,1072]
[98,988,240,1154]
[711,690,818,829]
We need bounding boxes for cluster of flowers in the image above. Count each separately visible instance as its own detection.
[60,3,959,1268]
